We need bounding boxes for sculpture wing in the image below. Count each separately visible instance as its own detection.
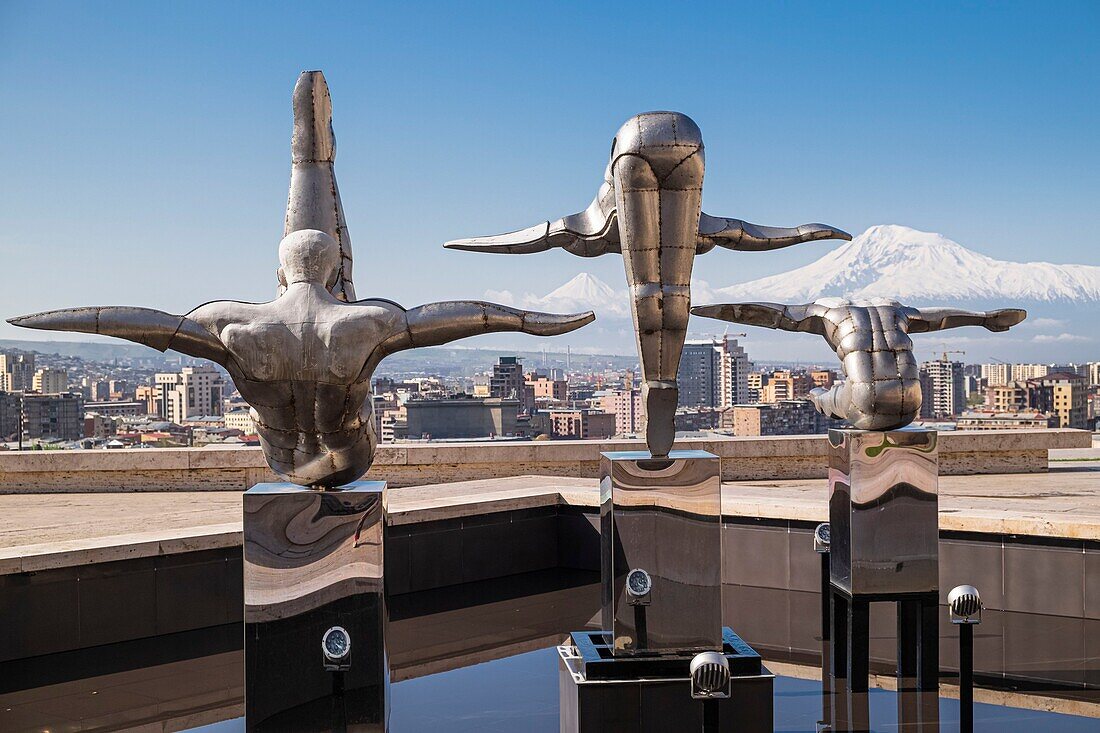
[444,173,621,258]
[283,70,355,301]
[7,306,229,365]
[698,215,852,252]
[382,302,595,353]
[691,302,827,335]
[907,307,1027,333]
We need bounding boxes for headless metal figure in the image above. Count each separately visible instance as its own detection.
[445,112,851,456]
[691,297,1026,430]
[8,72,593,488]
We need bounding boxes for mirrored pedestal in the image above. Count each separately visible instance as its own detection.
[825,429,940,732]
[244,481,388,732]
[601,450,722,656]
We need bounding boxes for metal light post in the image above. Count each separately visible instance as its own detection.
[691,651,732,733]
[814,523,831,732]
[949,585,983,733]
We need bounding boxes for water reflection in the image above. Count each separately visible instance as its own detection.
[2,569,1097,732]
[191,649,1099,732]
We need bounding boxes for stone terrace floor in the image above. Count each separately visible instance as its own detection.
[3,462,1100,575]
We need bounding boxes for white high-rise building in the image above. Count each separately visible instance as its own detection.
[980,363,1010,387]
[920,360,966,418]
[153,365,225,422]
[0,352,35,392]
[718,338,751,408]
[1012,363,1049,381]
[1088,362,1100,387]
[676,337,750,409]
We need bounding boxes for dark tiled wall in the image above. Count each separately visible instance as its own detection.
[385,505,566,595]
[0,548,241,663]
[722,517,1100,690]
[8,504,1092,691]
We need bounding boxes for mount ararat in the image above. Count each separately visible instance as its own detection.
[486,225,1098,362]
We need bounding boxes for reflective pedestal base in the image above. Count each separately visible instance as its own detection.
[244,481,388,732]
[601,451,722,656]
[824,431,940,732]
[558,628,774,732]
[828,429,939,597]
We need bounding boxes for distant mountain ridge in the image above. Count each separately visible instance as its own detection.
[484,224,1098,360]
[501,225,1100,314]
[715,225,1100,303]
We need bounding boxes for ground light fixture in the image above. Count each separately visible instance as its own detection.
[813,522,830,554]
[626,568,653,604]
[948,585,983,733]
[691,651,732,732]
[322,626,352,672]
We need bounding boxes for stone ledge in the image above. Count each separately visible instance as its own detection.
[4,466,1098,575]
[0,430,1087,492]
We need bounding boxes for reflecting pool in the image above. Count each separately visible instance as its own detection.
[3,568,1097,731]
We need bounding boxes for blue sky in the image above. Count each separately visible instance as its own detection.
[1,1,1097,355]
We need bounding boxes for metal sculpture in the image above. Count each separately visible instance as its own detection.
[8,71,593,488]
[445,111,850,456]
[691,297,1026,430]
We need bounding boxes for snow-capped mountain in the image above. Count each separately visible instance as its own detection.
[487,272,632,319]
[716,224,1100,303]
[486,225,1098,360]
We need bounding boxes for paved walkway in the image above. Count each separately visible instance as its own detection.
[2,465,1098,574]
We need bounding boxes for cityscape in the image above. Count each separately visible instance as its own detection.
[2,3,1098,732]
[1,335,1092,451]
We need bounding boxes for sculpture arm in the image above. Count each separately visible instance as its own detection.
[381,302,595,353]
[907,307,1027,333]
[698,215,852,252]
[443,189,621,259]
[690,302,827,335]
[7,306,230,364]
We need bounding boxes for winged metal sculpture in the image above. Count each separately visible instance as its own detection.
[691,297,1026,430]
[445,112,851,456]
[8,71,594,488]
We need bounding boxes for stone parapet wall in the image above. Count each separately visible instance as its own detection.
[0,430,1087,493]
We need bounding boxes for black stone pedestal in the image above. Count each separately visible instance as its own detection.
[827,586,939,733]
[559,628,773,732]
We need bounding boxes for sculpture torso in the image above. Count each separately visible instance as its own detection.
[189,284,404,486]
[814,298,922,430]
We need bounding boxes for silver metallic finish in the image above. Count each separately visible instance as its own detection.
[690,651,732,699]
[445,112,851,456]
[601,450,722,655]
[243,481,385,622]
[244,481,388,727]
[828,429,939,597]
[948,585,983,624]
[7,71,594,488]
[283,71,355,302]
[691,298,1026,431]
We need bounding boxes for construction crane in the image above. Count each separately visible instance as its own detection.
[723,327,748,339]
[940,348,966,362]
[706,325,747,341]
